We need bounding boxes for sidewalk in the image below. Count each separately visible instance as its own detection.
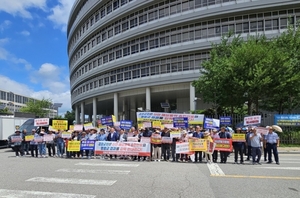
[278,147,300,154]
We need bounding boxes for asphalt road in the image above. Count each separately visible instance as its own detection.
[0,149,300,198]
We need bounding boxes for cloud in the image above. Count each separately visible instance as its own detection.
[20,30,30,36]
[31,63,69,94]
[48,0,76,32]
[0,75,71,114]
[0,20,11,32]
[0,0,47,19]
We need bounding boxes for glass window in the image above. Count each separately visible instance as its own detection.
[141,68,149,77]
[110,75,116,83]
[132,69,140,79]
[273,19,279,29]
[250,21,257,32]
[243,22,249,33]
[280,18,288,29]
[150,66,159,75]
[117,73,123,82]
[104,77,109,85]
[140,41,148,51]
[124,71,131,80]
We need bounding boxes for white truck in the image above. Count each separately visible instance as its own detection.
[0,116,30,148]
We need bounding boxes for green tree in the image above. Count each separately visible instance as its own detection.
[0,107,13,115]
[20,98,52,118]
[64,110,75,121]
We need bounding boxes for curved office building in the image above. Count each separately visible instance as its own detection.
[68,0,300,123]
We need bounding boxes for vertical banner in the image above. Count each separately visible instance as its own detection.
[173,117,188,128]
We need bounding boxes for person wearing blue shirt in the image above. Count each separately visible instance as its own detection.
[264,126,280,165]
[192,126,204,163]
[219,127,231,163]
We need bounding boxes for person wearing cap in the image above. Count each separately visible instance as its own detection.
[264,126,280,165]
[30,129,38,158]
[161,127,171,162]
[249,128,263,165]
[218,127,231,163]
[12,130,23,157]
[232,128,245,164]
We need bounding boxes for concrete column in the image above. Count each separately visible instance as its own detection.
[164,99,169,113]
[81,102,85,124]
[75,105,79,124]
[146,87,151,111]
[130,98,136,122]
[114,93,118,121]
[122,99,126,120]
[190,83,196,111]
[93,97,97,126]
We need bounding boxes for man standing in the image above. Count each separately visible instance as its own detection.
[264,126,280,165]
[22,129,30,155]
[193,126,204,163]
[245,128,252,161]
[219,127,231,163]
[233,128,245,164]
[30,129,38,158]
[249,128,263,165]
[107,127,119,159]
[161,127,171,161]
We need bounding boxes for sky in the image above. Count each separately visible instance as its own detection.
[0,0,76,115]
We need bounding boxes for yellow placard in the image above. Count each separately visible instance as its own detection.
[67,141,81,152]
[152,121,161,128]
[189,139,207,152]
[69,125,74,130]
[52,120,68,130]
[25,135,34,141]
[232,134,246,142]
[138,123,143,129]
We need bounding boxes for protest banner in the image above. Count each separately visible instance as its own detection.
[220,116,232,126]
[232,134,246,142]
[137,112,204,124]
[207,141,216,154]
[204,118,220,129]
[150,134,162,144]
[52,120,68,130]
[170,131,181,139]
[34,136,43,143]
[141,137,151,143]
[163,124,173,129]
[143,122,151,128]
[256,127,269,135]
[120,120,132,130]
[80,140,95,150]
[188,139,207,152]
[61,132,71,139]
[161,137,172,144]
[127,137,139,142]
[69,125,74,130]
[25,135,34,141]
[43,134,54,142]
[244,115,261,126]
[152,121,161,129]
[67,141,81,151]
[94,141,151,156]
[84,123,93,130]
[176,142,194,154]
[127,132,134,137]
[274,114,300,126]
[101,115,115,126]
[34,118,49,126]
[173,117,188,128]
[214,139,233,152]
[74,124,83,131]
[11,136,22,143]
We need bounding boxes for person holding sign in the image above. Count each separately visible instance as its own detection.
[218,127,231,164]
[38,129,47,158]
[152,130,162,162]
[179,130,189,162]
[55,130,65,158]
[249,128,263,165]
[264,126,280,165]
[232,128,245,164]
[203,131,213,163]
[192,126,204,163]
[22,129,30,155]
[12,130,23,157]
[29,129,38,158]
[46,130,56,157]
[161,127,171,162]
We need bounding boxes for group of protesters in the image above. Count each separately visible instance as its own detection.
[10,125,280,165]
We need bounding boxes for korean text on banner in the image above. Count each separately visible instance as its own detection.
[141,137,151,143]
[232,134,246,142]
[34,118,49,127]
[120,120,132,130]
[67,141,81,152]
[84,123,93,130]
[214,139,233,152]
[244,115,261,126]
[274,114,300,126]
[34,137,43,143]
[152,121,161,129]
[80,140,95,150]
[101,116,114,126]
[173,117,188,128]
[43,134,54,142]
[161,137,172,144]
[61,132,71,139]
[94,141,151,156]
[220,116,232,126]
[52,120,68,130]
[137,112,204,124]
[204,118,220,129]
[74,124,83,131]
[256,127,269,135]
[207,141,216,154]
[25,135,34,141]
[188,139,207,152]
[127,137,139,142]
[150,134,162,144]
[176,142,194,154]
[11,136,22,143]
[170,131,181,139]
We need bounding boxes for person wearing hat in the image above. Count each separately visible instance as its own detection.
[12,130,23,157]
[264,126,280,165]
[232,128,245,164]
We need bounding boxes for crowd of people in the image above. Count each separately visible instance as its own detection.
[10,125,280,165]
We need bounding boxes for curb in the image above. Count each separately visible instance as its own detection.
[279,152,300,154]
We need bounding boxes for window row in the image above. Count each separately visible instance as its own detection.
[71,52,209,99]
[70,6,300,69]
[70,10,300,83]
[69,0,134,52]
[0,91,31,104]
[68,0,238,56]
